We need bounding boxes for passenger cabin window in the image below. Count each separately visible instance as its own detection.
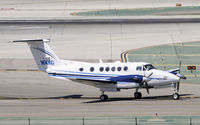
[124,66,128,71]
[143,64,156,71]
[136,66,142,71]
[79,68,84,72]
[111,67,116,72]
[99,67,104,72]
[105,67,110,72]
[117,67,122,71]
[90,67,94,72]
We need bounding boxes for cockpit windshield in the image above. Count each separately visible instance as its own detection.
[143,64,156,71]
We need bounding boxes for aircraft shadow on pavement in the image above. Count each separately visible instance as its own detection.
[83,94,194,103]
[43,94,83,99]
[0,94,83,100]
[0,94,195,102]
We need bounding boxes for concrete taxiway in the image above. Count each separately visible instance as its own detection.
[0,59,200,117]
[0,74,200,117]
[2,23,200,60]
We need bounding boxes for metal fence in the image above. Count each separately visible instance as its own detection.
[0,116,200,125]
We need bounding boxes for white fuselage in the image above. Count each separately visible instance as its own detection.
[47,61,180,90]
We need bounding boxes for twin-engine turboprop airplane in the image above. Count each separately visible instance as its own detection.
[12,39,186,101]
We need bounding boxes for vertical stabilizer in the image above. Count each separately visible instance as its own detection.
[12,39,63,72]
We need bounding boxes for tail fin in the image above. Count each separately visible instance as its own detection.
[13,39,63,72]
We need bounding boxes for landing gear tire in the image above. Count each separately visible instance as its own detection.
[134,92,142,99]
[100,94,108,101]
[172,93,180,100]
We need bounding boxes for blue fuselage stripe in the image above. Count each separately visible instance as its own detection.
[48,73,113,78]
[48,73,163,82]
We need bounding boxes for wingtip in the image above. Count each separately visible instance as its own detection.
[11,38,51,43]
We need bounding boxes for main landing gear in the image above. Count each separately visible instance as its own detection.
[100,91,108,101]
[134,88,142,99]
[134,92,142,99]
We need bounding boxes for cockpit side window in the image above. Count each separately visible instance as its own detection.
[143,64,156,71]
[136,66,142,71]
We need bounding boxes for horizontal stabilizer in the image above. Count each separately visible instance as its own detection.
[12,39,50,43]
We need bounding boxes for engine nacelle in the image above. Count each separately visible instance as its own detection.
[132,75,143,81]
[117,82,140,89]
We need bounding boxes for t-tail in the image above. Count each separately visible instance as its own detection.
[12,39,63,72]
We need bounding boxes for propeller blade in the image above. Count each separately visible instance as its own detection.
[179,61,182,74]
[140,81,144,87]
[177,82,180,92]
[143,65,145,77]
[145,82,149,94]
[147,72,153,78]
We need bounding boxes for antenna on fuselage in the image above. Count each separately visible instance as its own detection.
[99,59,103,63]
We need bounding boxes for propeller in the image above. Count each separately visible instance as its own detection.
[176,60,186,92]
[176,61,186,93]
[142,72,153,94]
[178,60,186,79]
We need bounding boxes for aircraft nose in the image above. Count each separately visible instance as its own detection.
[169,74,180,83]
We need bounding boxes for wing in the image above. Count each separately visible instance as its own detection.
[48,72,143,88]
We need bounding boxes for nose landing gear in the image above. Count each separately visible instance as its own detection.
[172,82,180,100]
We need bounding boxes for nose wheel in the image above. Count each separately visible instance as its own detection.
[172,93,180,100]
